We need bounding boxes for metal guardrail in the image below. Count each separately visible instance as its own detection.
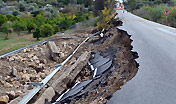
[18,32,100,104]
[0,37,76,58]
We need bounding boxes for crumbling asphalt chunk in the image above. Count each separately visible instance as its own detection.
[94,60,113,78]
[52,47,116,104]
[55,80,92,103]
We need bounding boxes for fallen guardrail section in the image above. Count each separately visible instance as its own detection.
[18,32,100,104]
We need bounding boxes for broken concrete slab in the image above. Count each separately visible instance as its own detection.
[47,41,60,61]
[51,51,89,94]
[34,87,55,104]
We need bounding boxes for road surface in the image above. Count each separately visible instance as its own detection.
[108,10,176,104]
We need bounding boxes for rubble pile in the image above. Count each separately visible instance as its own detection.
[0,37,81,103]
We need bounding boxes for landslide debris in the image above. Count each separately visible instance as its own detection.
[53,27,139,104]
[0,33,85,103]
[0,18,139,104]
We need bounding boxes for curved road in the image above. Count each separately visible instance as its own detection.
[108,10,176,104]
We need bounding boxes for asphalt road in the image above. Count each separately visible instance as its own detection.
[108,10,176,104]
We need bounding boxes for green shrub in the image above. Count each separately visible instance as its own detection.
[33,27,40,40]
[0,14,7,26]
[34,13,46,27]
[141,6,151,12]
[0,21,12,40]
[40,24,54,37]
[31,9,43,17]
[12,20,27,36]
[74,12,86,23]
[19,3,26,12]
[12,10,20,16]
[26,5,35,11]
[26,18,36,33]
[96,7,114,30]
[43,12,52,18]
[150,5,168,22]
[168,7,176,27]
[5,14,16,22]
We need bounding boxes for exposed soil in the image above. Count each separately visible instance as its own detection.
[53,27,139,104]
[0,19,139,104]
[0,33,87,103]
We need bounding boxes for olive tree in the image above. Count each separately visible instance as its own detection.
[0,21,13,40]
[0,14,7,26]
[12,20,27,36]
[40,24,54,37]
[33,27,40,40]
[26,18,36,33]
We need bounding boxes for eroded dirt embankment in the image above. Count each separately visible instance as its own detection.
[0,19,138,104]
[52,27,139,104]
[42,20,138,103]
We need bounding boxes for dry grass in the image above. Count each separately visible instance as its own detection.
[0,32,48,55]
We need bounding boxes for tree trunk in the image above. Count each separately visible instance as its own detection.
[37,36,39,41]
[28,29,32,33]
[17,32,20,36]
[4,33,8,40]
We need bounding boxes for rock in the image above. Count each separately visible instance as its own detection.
[23,49,27,53]
[4,82,13,88]
[0,80,6,85]
[38,63,45,69]
[28,53,34,58]
[60,52,65,57]
[34,87,55,104]
[17,56,22,61]
[0,95,9,104]
[8,57,15,61]
[40,59,47,64]
[5,76,11,82]
[30,76,37,82]
[33,56,39,60]
[27,85,34,90]
[47,41,60,61]
[40,73,46,79]
[27,69,37,75]
[26,48,31,52]
[37,77,42,82]
[18,72,23,76]
[15,90,22,97]
[35,60,40,64]
[11,67,18,77]
[34,46,39,51]
[40,48,45,54]
[9,56,19,61]
[23,85,29,92]
[43,70,50,76]
[20,58,28,62]
[12,81,20,87]
[28,62,36,67]
[23,69,27,74]
[21,74,30,82]
[62,42,67,48]
[23,48,30,53]
[6,91,15,100]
